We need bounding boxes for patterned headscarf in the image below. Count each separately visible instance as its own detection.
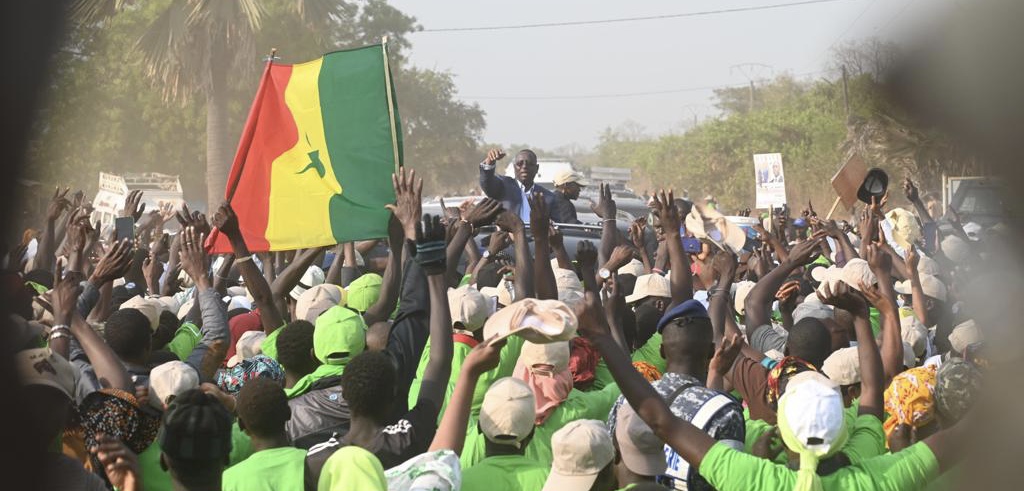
[216,354,285,395]
[883,365,937,440]
[766,356,817,407]
[78,388,160,475]
[934,359,981,424]
[632,361,662,382]
[568,337,600,390]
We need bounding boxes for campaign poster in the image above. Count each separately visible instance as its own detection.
[753,153,787,208]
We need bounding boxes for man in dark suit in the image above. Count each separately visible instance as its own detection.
[478,148,563,224]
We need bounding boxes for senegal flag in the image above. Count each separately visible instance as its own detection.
[209,44,402,253]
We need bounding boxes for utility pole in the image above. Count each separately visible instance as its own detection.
[841,64,850,117]
[730,63,773,113]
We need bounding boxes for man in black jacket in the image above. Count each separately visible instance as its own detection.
[551,169,588,224]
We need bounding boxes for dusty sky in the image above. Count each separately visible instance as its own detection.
[390,0,960,150]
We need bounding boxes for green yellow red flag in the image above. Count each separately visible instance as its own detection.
[209,44,401,253]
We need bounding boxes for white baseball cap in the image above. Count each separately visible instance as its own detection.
[295,284,346,323]
[794,296,834,323]
[617,259,645,277]
[779,371,845,456]
[822,346,860,386]
[948,319,980,354]
[894,274,948,302]
[119,296,161,332]
[625,274,671,304]
[732,281,756,316]
[16,348,75,400]
[542,420,615,491]
[448,285,489,332]
[290,265,326,301]
[614,403,666,477]
[519,340,570,372]
[839,259,877,292]
[227,330,266,367]
[482,298,577,345]
[480,377,536,448]
[552,169,589,187]
[899,311,928,358]
[150,360,199,411]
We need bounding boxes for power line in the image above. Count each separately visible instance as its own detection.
[460,70,828,101]
[416,0,851,33]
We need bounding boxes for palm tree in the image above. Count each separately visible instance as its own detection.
[71,0,332,211]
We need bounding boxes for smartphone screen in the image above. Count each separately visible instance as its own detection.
[681,237,702,254]
[115,216,134,241]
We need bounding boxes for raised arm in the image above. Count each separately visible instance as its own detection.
[708,250,737,345]
[35,187,71,273]
[478,148,507,200]
[448,198,502,287]
[429,338,504,454]
[495,211,533,300]
[529,192,558,300]
[413,215,454,410]
[549,226,573,271]
[178,227,230,380]
[578,292,717,466]
[270,246,328,301]
[629,218,653,274]
[362,218,404,325]
[592,183,618,265]
[212,203,285,332]
[654,190,693,307]
[818,281,884,420]
[863,244,904,385]
[744,233,825,332]
[903,246,933,328]
[903,178,934,225]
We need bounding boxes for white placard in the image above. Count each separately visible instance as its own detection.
[753,153,787,209]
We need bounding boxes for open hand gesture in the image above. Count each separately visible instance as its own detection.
[47,187,71,222]
[90,239,133,285]
[91,433,141,491]
[122,190,145,221]
[709,332,743,377]
[179,226,209,287]
[384,167,423,241]
[590,183,616,219]
[816,279,867,315]
[651,190,680,236]
[464,197,503,228]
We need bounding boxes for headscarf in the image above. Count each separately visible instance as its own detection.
[513,355,574,425]
[766,356,817,407]
[934,359,981,424]
[78,389,160,473]
[568,337,600,390]
[632,361,662,382]
[216,355,285,395]
[777,375,850,491]
[883,365,937,440]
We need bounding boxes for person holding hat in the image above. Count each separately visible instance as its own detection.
[550,169,588,224]
[460,377,550,491]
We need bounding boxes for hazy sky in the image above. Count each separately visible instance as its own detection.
[390,0,959,150]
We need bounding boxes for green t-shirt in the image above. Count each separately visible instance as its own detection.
[459,383,621,468]
[223,446,307,491]
[743,406,883,466]
[700,440,940,491]
[138,422,252,491]
[406,335,526,424]
[592,358,614,391]
[260,325,286,361]
[461,455,550,491]
[165,322,200,360]
[632,333,666,374]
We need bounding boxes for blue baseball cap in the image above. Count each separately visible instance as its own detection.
[656,299,709,333]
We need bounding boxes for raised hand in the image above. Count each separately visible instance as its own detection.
[178,226,209,287]
[384,167,423,241]
[711,249,738,285]
[487,230,511,257]
[413,214,447,275]
[52,260,85,322]
[785,231,826,266]
[91,433,141,491]
[463,197,503,228]
[904,244,920,273]
[903,177,920,203]
[495,210,525,234]
[864,242,893,275]
[90,239,133,285]
[211,203,240,238]
[484,148,506,166]
[816,279,867,315]
[576,240,598,271]
[122,190,145,221]
[548,225,565,252]
[775,280,801,313]
[528,192,550,238]
[651,189,680,236]
[811,217,842,238]
[859,279,896,313]
[575,291,612,340]
[468,336,506,370]
[47,187,71,222]
[590,183,616,219]
[709,332,743,378]
[629,217,647,249]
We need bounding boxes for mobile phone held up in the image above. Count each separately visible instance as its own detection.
[681,237,703,254]
[115,216,135,242]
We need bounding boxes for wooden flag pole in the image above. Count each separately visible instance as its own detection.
[825,196,842,220]
[381,36,401,171]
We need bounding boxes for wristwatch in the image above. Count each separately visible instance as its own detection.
[482,250,491,259]
[598,268,612,280]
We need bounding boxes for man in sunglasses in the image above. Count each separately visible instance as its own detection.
[479,148,561,224]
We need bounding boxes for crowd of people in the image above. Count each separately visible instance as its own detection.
[4,147,992,491]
